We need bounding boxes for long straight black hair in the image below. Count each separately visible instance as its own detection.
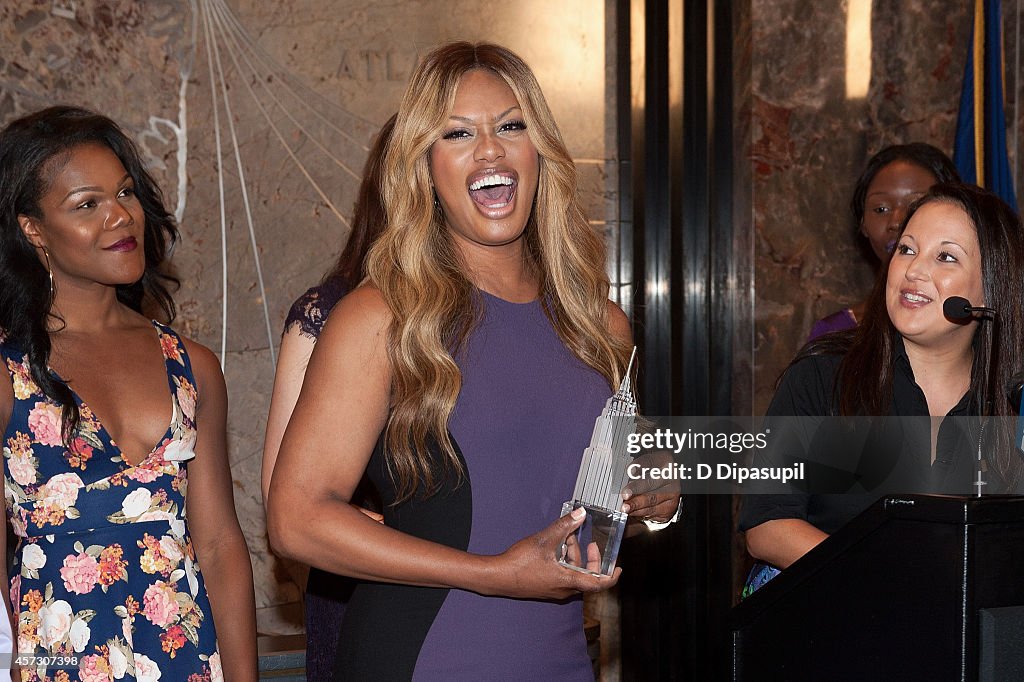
[799,183,1024,490]
[0,106,179,442]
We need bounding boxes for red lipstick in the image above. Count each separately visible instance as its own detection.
[104,237,137,252]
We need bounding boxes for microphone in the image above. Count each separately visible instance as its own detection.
[943,296,995,320]
[941,296,1001,496]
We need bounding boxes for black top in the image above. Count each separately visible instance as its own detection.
[738,340,976,535]
[283,275,349,340]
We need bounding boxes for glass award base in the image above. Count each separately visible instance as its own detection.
[557,500,627,577]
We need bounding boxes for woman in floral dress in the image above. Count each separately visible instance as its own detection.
[0,107,256,680]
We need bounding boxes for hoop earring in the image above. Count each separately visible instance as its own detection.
[41,246,54,304]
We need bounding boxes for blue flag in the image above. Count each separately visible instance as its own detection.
[953,0,1018,211]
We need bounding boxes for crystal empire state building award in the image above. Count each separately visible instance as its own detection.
[559,347,638,576]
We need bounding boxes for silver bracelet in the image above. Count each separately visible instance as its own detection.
[642,497,683,531]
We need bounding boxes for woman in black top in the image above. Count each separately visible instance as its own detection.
[741,183,1024,580]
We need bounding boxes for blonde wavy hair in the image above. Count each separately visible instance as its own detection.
[366,42,631,502]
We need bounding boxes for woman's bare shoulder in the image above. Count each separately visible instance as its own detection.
[171,333,226,402]
[334,283,390,318]
[320,283,392,341]
[174,335,220,374]
[605,300,633,344]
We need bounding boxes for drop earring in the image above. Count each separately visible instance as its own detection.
[41,246,54,304]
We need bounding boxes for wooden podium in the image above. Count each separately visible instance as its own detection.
[731,495,1024,681]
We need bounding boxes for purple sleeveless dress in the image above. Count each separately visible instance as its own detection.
[333,291,610,680]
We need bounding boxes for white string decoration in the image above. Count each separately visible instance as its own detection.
[189,0,376,370]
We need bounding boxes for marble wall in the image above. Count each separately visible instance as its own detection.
[747,0,976,413]
[0,0,618,639]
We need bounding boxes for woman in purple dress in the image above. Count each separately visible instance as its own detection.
[808,144,959,341]
[266,42,680,680]
[261,115,394,681]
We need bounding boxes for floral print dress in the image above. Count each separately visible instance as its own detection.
[2,322,222,682]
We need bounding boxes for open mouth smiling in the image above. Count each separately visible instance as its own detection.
[900,290,932,305]
[468,171,517,209]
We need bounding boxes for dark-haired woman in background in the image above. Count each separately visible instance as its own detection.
[0,106,256,680]
[261,114,394,682]
[809,143,960,339]
[743,183,1024,588]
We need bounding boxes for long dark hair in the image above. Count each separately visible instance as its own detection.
[321,113,396,289]
[0,105,179,442]
[801,183,1024,488]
